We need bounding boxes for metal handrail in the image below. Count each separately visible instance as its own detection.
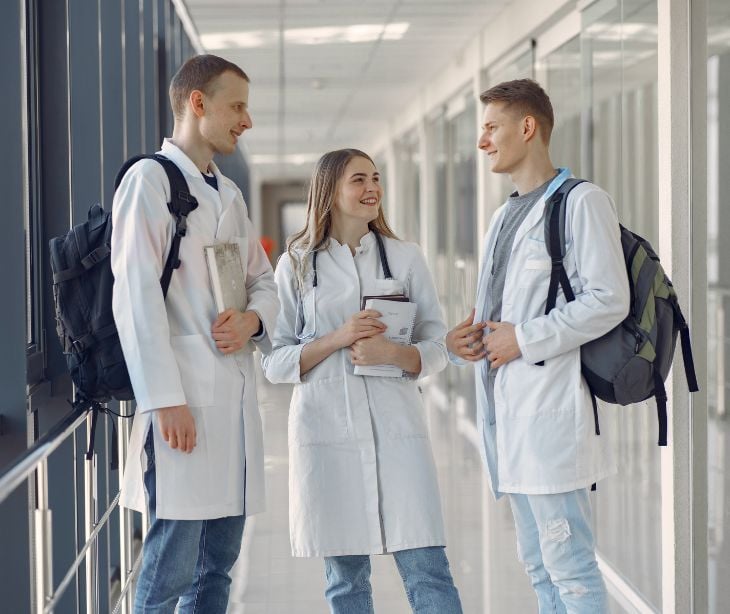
[111,549,144,614]
[43,492,121,613]
[0,401,141,613]
[0,406,89,506]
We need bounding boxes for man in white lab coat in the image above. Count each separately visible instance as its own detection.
[446,79,629,613]
[112,55,279,613]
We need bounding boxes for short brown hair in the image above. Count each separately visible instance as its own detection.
[479,79,554,143]
[169,54,249,120]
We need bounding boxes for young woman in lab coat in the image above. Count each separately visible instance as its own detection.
[262,149,463,613]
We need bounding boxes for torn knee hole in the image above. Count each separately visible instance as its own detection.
[546,518,571,543]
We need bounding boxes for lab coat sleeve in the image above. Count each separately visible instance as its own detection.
[260,253,305,384]
[111,161,186,412]
[243,216,280,355]
[514,185,630,365]
[408,246,449,379]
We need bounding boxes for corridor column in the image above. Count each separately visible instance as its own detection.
[657,0,708,611]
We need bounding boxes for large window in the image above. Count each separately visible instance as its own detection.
[583,2,661,609]
[707,1,730,611]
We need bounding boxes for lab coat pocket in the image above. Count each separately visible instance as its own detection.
[373,279,406,296]
[370,379,428,439]
[519,258,552,289]
[290,376,349,445]
[170,334,215,408]
[500,348,580,418]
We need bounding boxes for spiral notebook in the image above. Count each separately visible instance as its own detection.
[353,297,417,378]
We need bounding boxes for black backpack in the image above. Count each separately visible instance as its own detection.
[49,154,199,408]
[542,179,699,446]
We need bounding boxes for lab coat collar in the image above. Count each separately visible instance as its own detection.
[328,231,376,252]
[159,139,208,179]
[511,167,573,249]
[159,140,240,238]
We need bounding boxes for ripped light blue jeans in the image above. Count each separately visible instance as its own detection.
[508,489,608,614]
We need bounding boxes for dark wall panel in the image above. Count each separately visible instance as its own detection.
[0,0,32,609]
[101,0,125,206]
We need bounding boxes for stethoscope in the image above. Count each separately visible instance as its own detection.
[296,230,394,341]
[311,229,393,287]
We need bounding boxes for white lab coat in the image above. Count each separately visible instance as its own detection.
[112,140,280,520]
[469,179,630,496]
[261,233,448,557]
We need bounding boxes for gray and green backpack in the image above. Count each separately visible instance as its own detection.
[542,179,699,446]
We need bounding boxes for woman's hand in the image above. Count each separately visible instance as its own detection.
[350,335,422,375]
[332,310,386,349]
[349,334,394,366]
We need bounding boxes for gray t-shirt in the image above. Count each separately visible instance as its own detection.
[483,175,554,378]
[485,176,554,324]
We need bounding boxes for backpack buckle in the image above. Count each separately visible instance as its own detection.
[71,333,95,353]
[551,257,564,269]
[81,244,111,269]
[176,192,199,215]
[175,216,188,237]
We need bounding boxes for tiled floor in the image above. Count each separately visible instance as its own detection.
[227,364,535,613]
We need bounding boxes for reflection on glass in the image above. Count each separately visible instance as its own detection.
[394,132,421,243]
[536,37,581,177]
[580,0,662,609]
[707,1,730,611]
[447,100,479,426]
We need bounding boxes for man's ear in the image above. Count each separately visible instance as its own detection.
[522,115,539,142]
[189,89,205,119]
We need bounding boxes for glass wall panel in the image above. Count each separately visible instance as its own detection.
[536,37,582,176]
[484,47,534,207]
[428,113,448,303]
[580,0,661,608]
[707,1,730,611]
[394,131,421,243]
[448,100,479,424]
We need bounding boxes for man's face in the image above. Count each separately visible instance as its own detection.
[198,71,252,155]
[477,102,528,175]
[332,156,383,226]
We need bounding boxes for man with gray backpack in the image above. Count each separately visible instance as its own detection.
[446,79,696,613]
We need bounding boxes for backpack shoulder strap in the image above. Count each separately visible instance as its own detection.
[535,178,585,368]
[671,300,700,393]
[114,154,199,297]
[543,178,586,314]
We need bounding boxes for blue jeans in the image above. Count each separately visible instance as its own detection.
[134,430,245,614]
[324,547,463,614]
[508,489,608,614]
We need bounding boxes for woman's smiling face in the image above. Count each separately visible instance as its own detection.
[332,156,383,226]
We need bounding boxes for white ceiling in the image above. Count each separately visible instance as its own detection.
[185,0,514,179]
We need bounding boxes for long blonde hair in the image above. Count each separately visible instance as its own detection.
[287,148,398,288]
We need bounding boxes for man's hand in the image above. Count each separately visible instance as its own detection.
[446,309,488,362]
[157,405,196,453]
[211,309,260,354]
[484,320,521,368]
